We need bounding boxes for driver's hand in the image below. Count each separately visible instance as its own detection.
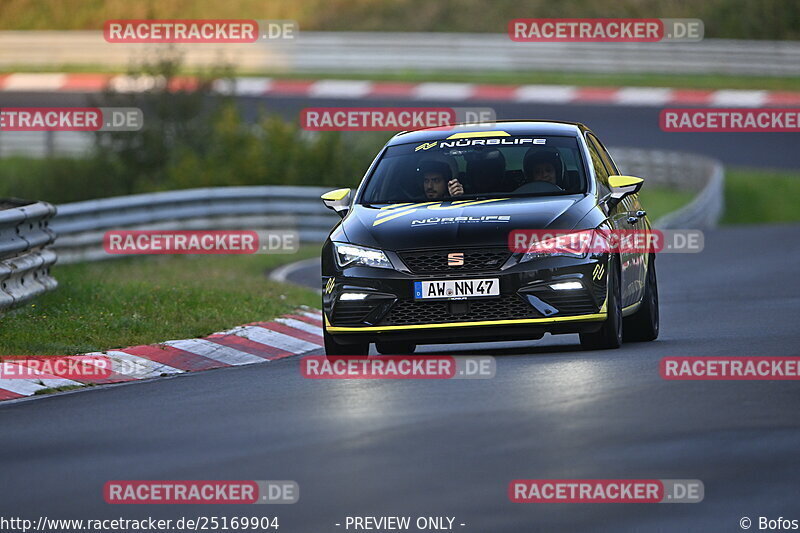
[448,179,464,197]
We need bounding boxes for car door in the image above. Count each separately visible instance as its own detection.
[585,133,642,308]
[588,133,648,307]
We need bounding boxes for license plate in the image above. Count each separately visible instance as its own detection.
[414,278,499,299]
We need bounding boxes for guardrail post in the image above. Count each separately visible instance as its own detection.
[0,199,59,313]
[45,131,55,158]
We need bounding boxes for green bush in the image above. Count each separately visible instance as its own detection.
[0,54,387,203]
[2,0,799,40]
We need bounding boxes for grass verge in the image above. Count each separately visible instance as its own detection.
[236,70,800,93]
[2,66,799,92]
[722,167,800,224]
[0,247,321,356]
[639,186,696,221]
[2,0,798,40]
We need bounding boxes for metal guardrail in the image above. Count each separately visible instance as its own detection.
[0,200,58,312]
[613,148,725,229]
[0,32,798,77]
[654,162,725,229]
[0,131,92,158]
[287,34,800,77]
[50,148,724,263]
[51,186,337,263]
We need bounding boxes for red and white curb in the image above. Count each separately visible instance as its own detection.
[0,308,323,402]
[1,73,799,107]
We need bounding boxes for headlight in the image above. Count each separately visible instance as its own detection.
[334,243,393,269]
[519,231,592,263]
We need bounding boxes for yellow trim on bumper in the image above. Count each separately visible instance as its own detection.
[324,312,607,333]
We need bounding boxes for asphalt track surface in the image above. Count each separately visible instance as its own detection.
[1,223,799,532]
[1,91,799,169]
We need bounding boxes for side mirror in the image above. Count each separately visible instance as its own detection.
[607,175,644,202]
[321,188,352,218]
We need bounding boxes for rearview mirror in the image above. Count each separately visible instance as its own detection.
[608,175,644,201]
[321,188,352,218]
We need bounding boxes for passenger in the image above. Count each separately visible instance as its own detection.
[522,148,565,188]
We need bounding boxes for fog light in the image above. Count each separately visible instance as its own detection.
[340,292,369,301]
[550,281,583,290]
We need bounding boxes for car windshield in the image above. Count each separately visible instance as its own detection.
[360,134,587,204]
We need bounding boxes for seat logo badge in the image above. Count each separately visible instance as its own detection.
[448,252,465,266]
[593,264,605,280]
[415,141,438,152]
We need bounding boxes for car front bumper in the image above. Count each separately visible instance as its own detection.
[323,250,610,345]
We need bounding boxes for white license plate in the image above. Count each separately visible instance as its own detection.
[414,278,499,299]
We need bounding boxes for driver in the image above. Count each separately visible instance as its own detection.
[418,160,464,200]
[522,148,565,188]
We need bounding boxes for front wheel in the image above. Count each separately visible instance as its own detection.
[579,257,622,350]
[324,330,369,355]
[623,254,659,342]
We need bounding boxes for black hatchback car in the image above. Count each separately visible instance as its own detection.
[320,121,659,355]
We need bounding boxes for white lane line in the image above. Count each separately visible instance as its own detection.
[308,80,372,98]
[274,317,324,336]
[710,90,768,107]
[221,325,321,353]
[212,77,272,95]
[3,73,67,91]
[413,82,474,100]
[163,339,268,366]
[615,87,673,106]
[514,85,577,103]
[108,75,161,93]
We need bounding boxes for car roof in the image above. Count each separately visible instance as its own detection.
[386,120,589,146]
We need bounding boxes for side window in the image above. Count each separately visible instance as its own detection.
[585,135,611,196]
[589,134,620,176]
[591,134,640,211]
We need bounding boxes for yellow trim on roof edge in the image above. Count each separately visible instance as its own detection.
[446,131,510,139]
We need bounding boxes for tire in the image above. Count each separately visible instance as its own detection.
[324,329,369,355]
[623,254,659,342]
[376,342,417,355]
[580,257,623,350]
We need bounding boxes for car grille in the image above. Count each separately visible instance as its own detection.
[332,302,380,325]
[398,247,512,274]
[382,295,539,326]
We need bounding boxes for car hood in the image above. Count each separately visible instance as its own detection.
[339,195,594,251]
